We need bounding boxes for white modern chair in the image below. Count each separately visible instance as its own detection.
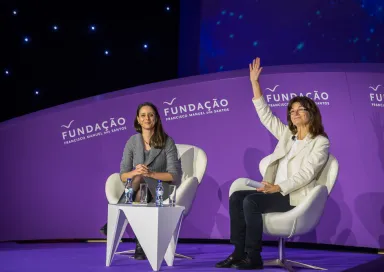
[105,144,207,259]
[229,154,339,271]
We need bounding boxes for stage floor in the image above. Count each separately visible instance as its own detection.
[0,242,382,271]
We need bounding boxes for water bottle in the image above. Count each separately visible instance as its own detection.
[124,178,133,204]
[155,180,164,207]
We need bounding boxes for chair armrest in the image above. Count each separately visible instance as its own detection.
[263,185,328,237]
[229,178,255,197]
[164,176,199,216]
[105,173,124,204]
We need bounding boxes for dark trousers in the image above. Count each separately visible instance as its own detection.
[229,190,295,258]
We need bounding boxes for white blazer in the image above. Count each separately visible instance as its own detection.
[253,96,330,206]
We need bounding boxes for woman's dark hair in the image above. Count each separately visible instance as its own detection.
[287,96,328,138]
[134,102,168,149]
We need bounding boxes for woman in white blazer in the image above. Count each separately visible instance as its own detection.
[215,58,330,270]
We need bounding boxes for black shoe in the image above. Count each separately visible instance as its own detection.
[134,240,147,260]
[100,223,107,236]
[215,254,244,268]
[232,256,263,270]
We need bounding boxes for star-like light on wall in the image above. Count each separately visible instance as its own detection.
[4,4,175,80]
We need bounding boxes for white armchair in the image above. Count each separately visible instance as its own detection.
[105,144,207,259]
[229,154,339,271]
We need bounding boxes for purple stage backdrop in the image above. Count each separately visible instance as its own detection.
[0,64,383,249]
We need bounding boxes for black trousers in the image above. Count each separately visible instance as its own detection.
[229,190,295,257]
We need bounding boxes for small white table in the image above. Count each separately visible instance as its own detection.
[105,203,185,271]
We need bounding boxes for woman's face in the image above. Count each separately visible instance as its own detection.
[137,106,156,130]
[289,102,310,127]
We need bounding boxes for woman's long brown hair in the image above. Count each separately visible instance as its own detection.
[134,102,168,148]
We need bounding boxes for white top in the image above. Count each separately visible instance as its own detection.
[274,138,303,188]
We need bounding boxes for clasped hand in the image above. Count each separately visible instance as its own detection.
[134,164,152,177]
[256,181,281,194]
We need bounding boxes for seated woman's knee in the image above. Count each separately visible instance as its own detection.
[229,191,248,204]
[131,176,144,191]
[243,194,260,211]
[132,176,142,185]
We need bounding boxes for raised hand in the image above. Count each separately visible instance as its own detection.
[249,57,263,83]
[249,57,263,99]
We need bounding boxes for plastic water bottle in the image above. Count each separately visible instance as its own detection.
[124,178,133,204]
[156,180,164,207]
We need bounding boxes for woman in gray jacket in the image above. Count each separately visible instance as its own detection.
[101,102,182,260]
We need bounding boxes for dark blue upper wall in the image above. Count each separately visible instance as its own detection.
[178,0,201,77]
[179,0,384,77]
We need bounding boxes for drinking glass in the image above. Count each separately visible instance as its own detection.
[169,185,176,207]
[140,183,148,204]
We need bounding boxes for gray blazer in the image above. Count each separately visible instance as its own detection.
[119,133,182,199]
